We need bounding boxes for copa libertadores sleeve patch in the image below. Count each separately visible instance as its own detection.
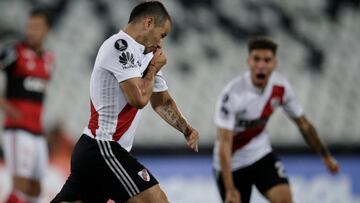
[114,39,128,51]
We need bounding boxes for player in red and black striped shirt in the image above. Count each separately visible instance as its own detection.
[0,8,53,203]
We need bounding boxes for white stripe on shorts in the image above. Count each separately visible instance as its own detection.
[97,140,136,197]
[104,141,140,194]
[97,140,140,197]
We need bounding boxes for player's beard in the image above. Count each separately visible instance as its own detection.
[144,46,157,54]
[140,35,151,54]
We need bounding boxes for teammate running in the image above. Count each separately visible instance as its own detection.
[213,37,339,203]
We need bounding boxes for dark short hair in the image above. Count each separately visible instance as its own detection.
[248,37,278,54]
[128,1,171,26]
[30,7,51,27]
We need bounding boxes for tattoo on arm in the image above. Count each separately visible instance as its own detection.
[156,99,188,134]
[299,121,330,157]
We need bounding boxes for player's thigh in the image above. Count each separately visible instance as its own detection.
[253,152,292,203]
[101,139,160,202]
[52,135,108,203]
[213,169,227,201]
[126,184,168,203]
[51,171,109,203]
[53,135,161,203]
[50,172,85,203]
[265,183,293,203]
[33,135,49,179]
[2,130,42,180]
[233,167,253,203]
[213,168,253,203]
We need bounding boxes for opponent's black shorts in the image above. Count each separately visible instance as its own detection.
[214,152,289,203]
[51,134,158,203]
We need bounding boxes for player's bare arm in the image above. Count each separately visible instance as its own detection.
[218,128,241,203]
[120,49,167,109]
[0,97,20,119]
[150,90,199,152]
[294,115,340,174]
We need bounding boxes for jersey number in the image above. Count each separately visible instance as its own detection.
[275,161,287,178]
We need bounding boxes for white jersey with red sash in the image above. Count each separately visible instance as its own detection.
[213,71,303,170]
[83,31,168,152]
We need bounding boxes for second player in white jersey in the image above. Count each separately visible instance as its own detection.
[213,37,339,203]
[213,71,303,170]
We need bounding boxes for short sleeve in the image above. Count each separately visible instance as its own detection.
[214,89,237,130]
[0,44,17,70]
[282,79,304,118]
[100,39,142,83]
[153,70,168,92]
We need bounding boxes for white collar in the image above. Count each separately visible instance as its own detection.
[119,30,145,54]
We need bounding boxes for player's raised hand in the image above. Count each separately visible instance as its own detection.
[225,189,241,203]
[6,106,21,120]
[0,99,21,120]
[184,126,199,152]
[322,155,340,174]
[150,48,167,72]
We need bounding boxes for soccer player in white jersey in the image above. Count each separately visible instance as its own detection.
[213,37,339,203]
[51,1,199,203]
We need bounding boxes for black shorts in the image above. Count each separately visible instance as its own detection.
[51,134,158,203]
[214,152,289,203]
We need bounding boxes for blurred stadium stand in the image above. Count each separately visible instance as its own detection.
[2,0,358,152]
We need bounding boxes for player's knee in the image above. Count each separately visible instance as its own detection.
[279,200,292,203]
[148,187,168,203]
[266,184,293,203]
[127,185,169,203]
[157,189,169,203]
[271,198,293,203]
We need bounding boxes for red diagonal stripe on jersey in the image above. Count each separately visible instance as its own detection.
[112,103,138,141]
[232,85,285,153]
[88,100,99,137]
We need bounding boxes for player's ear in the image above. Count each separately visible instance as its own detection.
[143,16,155,31]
